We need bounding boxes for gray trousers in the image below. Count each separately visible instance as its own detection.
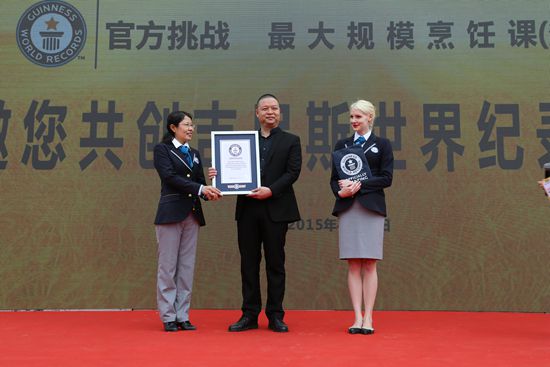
[155,215,199,323]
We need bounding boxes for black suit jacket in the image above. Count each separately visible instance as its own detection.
[330,133,393,217]
[236,128,302,223]
[153,141,207,226]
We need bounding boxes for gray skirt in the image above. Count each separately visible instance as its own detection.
[338,200,384,260]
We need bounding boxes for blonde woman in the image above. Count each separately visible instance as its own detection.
[330,100,393,335]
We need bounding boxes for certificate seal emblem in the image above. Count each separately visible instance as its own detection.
[341,153,363,176]
[229,144,242,157]
[16,1,87,67]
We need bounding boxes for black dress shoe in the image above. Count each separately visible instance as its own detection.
[163,321,178,332]
[177,321,196,331]
[361,327,375,335]
[268,318,289,332]
[348,327,362,334]
[228,316,258,332]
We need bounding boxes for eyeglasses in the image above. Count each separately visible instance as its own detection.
[181,123,195,129]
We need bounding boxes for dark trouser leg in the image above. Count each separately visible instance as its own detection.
[263,217,288,321]
[237,202,263,320]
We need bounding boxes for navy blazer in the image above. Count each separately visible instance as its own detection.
[330,133,393,217]
[235,128,302,223]
[153,141,207,226]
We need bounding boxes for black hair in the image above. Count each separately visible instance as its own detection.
[162,110,193,143]
[255,93,279,108]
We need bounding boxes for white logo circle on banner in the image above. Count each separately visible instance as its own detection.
[16,1,87,67]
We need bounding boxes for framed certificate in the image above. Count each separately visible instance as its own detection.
[211,131,261,195]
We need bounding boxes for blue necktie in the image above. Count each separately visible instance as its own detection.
[354,136,366,146]
[179,145,193,168]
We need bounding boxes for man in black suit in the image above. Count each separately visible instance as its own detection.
[225,94,302,332]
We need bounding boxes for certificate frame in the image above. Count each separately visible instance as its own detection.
[211,131,261,195]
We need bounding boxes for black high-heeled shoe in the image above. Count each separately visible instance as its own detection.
[360,327,375,335]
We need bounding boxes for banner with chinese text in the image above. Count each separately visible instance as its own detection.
[1,0,548,312]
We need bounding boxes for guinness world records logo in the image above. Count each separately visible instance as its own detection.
[340,153,363,176]
[16,1,87,67]
[228,144,242,157]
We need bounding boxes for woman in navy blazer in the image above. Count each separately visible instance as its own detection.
[153,111,221,332]
[330,100,393,335]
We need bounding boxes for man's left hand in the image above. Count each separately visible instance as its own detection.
[247,186,272,200]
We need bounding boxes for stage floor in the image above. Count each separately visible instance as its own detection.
[0,310,548,366]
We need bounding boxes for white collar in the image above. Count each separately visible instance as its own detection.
[354,130,372,142]
[172,138,189,149]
